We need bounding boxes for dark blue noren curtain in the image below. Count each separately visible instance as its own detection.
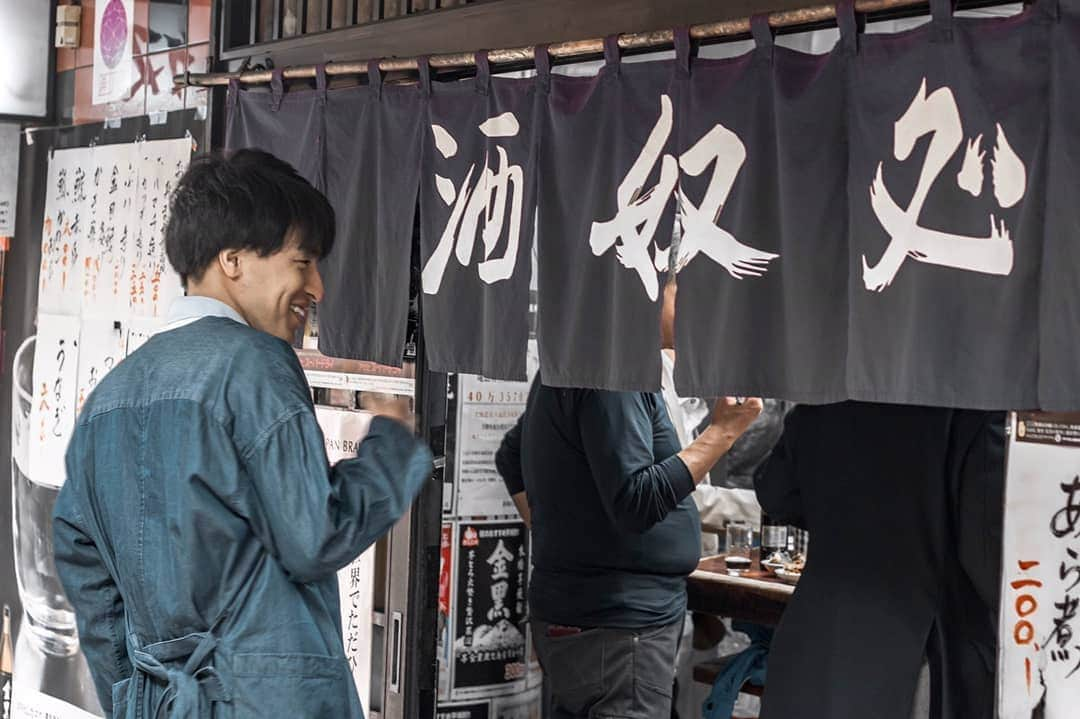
[418,53,537,380]
[847,0,1054,409]
[226,64,421,366]
[223,2,1080,409]
[535,38,677,391]
[1040,0,1079,410]
[672,16,850,403]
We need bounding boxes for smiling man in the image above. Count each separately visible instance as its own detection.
[52,149,432,718]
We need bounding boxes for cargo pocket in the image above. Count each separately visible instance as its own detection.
[633,623,678,713]
[110,677,132,718]
[229,653,353,718]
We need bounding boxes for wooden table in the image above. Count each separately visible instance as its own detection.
[686,551,795,627]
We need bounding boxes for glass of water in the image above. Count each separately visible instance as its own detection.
[725,521,753,575]
[11,336,79,657]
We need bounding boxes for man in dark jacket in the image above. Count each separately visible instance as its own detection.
[755,402,1006,719]
[495,277,763,718]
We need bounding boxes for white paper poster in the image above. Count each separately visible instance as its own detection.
[450,521,529,700]
[314,406,377,714]
[75,319,126,416]
[129,138,189,319]
[12,687,103,719]
[998,412,1080,718]
[124,316,164,356]
[39,148,89,316]
[86,143,137,318]
[0,122,19,236]
[27,314,81,489]
[453,376,530,518]
[92,0,134,105]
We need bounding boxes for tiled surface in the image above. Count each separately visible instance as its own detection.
[188,0,212,45]
[148,0,189,52]
[184,43,210,113]
[71,0,151,68]
[73,64,147,125]
[144,48,190,117]
[55,70,77,125]
[55,0,210,124]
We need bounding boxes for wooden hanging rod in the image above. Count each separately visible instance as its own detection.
[174,0,987,88]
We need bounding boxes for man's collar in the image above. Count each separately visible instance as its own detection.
[165,295,249,328]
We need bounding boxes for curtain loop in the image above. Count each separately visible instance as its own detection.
[534,44,551,93]
[674,26,692,75]
[226,78,239,111]
[604,35,622,75]
[315,64,327,106]
[751,14,775,61]
[368,60,383,100]
[418,56,432,98]
[931,0,954,42]
[475,50,491,96]
[270,68,285,111]
[837,0,860,55]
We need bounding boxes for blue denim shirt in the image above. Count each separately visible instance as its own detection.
[53,301,432,718]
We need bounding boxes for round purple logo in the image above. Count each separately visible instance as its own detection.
[99,0,129,69]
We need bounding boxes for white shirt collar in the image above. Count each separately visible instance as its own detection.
[164,295,249,329]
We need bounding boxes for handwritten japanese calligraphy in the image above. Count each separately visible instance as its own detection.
[27,314,81,488]
[1000,412,1080,717]
[424,114,525,295]
[75,319,127,415]
[863,79,1026,291]
[590,95,779,301]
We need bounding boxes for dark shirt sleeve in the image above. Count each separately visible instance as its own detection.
[241,412,433,583]
[754,407,808,529]
[495,415,526,496]
[53,489,131,714]
[577,391,694,534]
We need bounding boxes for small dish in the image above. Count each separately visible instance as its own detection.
[774,568,801,585]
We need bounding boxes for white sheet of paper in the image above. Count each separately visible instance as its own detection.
[11,687,102,719]
[75,319,127,416]
[454,375,530,518]
[92,0,134,105]
[124,316,165,356]
[39,148,89,316]
[998,412,1080,719]
[314,406,376,714]
[128,138,189,319]
[86,143,137,319]
[28,314,81,488]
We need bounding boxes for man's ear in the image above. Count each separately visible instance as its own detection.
[218,249,242,280]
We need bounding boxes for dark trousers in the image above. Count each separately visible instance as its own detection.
[532,619,682,719]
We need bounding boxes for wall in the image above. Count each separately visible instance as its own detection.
[53,0,211,125]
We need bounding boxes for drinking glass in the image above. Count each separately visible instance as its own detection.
[725,521,753,575]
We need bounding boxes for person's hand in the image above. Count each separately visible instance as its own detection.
[360,392,415,431]
[708,397,763,441]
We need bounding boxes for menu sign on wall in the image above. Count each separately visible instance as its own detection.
[999,411,1080,718]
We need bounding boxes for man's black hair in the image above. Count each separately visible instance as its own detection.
[165,149,335,285]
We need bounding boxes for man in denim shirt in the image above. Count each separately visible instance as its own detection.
[52,150,432,718]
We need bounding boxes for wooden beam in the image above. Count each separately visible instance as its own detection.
[210,0,1014,75]
[219,0,829,64]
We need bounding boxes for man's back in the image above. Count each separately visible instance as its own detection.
[511,380,701,629]
[54,317,429,718]
[756,402,1005,719]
